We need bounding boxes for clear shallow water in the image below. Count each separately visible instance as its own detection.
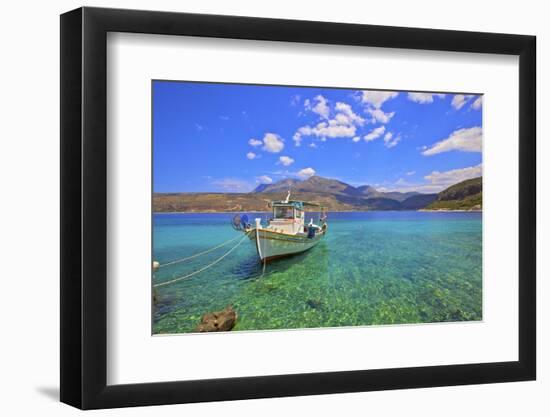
[153,211,482,333]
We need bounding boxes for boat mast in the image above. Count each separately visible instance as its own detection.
[284,188,291,203]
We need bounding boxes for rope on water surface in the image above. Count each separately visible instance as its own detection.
[159,233,245,268]
[154,231,251,288]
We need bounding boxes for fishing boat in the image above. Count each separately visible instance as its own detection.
[231,192,327,262]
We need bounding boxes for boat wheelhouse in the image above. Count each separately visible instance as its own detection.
[233,193,327,262]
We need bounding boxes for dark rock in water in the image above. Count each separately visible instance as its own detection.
[306,299,323,309]
[195,305,238,332]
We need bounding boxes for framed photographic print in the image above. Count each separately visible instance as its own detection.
[60,7,536,409]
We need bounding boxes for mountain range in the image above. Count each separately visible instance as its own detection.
[253,176,419,202]
[153,175,482,212]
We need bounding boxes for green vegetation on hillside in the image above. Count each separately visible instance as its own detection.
[438,177,482,201]
[426,193,482,210]
[425,177,482,211]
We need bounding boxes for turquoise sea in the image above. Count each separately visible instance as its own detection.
[153,211,482,334]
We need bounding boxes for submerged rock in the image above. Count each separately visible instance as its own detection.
[195,305,238,332]
[306,299,323,310]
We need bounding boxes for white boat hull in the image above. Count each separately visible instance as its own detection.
[249,227,325,261]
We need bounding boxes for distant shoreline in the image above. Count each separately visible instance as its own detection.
[418,209,482,213]
[154,211,271,214]
[153,209,482,214]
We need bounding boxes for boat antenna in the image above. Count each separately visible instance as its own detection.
[284,188,291,203]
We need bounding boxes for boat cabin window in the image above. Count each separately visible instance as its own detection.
[273,206,294,219]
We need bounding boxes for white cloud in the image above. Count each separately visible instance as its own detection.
[293,131,304,146]
[384,132,401,148]
[406,171,416,176]
[422,126,482,156]
[248,138,262,147]
[355,91,398,127]
[220,115,230,120]
[294,100,366,145]
[379,164,482,193]
[297,167,316,179]
[334,102,365,125]
[278,156,295,166]
[309,142,317,148]
[424,164,482,189]
[386,137,401,148]
[333,113,350,125]
[256,175,273,184]
[293,120,356,145]
[367,108,395,124]
[352,136,361,143]
[261,133,285,153]
[195,123,204,131]
[317,121,356,138]
[471,96,482,110]
[305,95,330,119]
[364,126,386,142]
[359,90,398,108]
[451,94,474,110]
[246,152,257,160]
[211,178,253,192]
[407,92,446,103]
[290,94,301,106]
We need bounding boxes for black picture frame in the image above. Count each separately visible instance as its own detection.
[60,6,536,410]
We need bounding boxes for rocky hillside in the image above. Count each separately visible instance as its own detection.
[253,176,360,196]
[425,177,482,210]
[153,175,481,212]
[253,176,419,201]
[153,191,414,212]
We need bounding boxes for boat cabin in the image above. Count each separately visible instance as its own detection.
[268,201,305,235]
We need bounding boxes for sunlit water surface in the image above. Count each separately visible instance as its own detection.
[153,211,482,334]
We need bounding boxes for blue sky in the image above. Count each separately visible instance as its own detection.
[153,81,482,194]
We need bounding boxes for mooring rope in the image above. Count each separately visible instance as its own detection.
[261,228,267,277]
[159,233,245,269]
[153,231,251,288]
